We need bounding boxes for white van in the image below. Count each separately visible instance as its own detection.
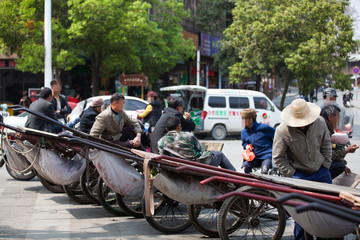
[160,85,282,140]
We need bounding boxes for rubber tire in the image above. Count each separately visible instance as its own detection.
[217,186,286,240]
[80,165,100,204]
[142,190,192,234]
[97,177,126,216]
[116,192,144,218]
[37,173,65,193]
[188,203,223,237]
[211,125,227,140]
[63,181,93,204]
[6,165,36,181]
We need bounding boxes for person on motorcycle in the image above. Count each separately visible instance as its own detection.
[343,90,353,108]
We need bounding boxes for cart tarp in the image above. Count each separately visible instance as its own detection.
[89,149,144,197]
[153,170,222,205]
[274,191,356,238]
[2,139,31,172]
[22,143,86,185]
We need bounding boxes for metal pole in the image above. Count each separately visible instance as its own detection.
[206,64,209,88]
[219,68,221,89]
[44,0,52,88]
[196,49,200,86]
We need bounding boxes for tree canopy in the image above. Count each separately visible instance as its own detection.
[0,0,195,95]
[225,0,356,109]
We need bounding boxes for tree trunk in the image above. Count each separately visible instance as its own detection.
[279,69,292,110]
[255,74,261,91]
[91,51,102,96]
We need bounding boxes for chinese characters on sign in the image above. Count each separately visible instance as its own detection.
[200,33,220,57]
[119,74,148,87]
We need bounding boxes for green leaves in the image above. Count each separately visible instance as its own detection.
[226,0,355,97]
[0,0,194,95]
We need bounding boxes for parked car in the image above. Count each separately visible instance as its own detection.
[160,85,282,140]
[3,96,147,129]
[67,95,148,124]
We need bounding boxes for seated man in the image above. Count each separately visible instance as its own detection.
[320,104,358,179]
[241,108,274,173]
[158,117,236,171]
[90,93,144,149]
[79,98,104,134]
[25,87,59,133]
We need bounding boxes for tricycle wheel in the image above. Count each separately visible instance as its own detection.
[80,163,100,204]
[96,177,126,216]
[63,180,93,204]
[37,173,65,193]
[116,191,143,218]
[217,186,286,240]
[188,203,223,237]
[6,164,36,181]
[142,189,191,234]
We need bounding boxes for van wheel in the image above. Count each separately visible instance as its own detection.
[211,125,226,140]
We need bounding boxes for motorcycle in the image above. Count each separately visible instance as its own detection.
[343,92,353,108]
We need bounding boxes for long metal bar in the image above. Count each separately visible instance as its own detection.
[207,176,342,202]
[155,154,252,178]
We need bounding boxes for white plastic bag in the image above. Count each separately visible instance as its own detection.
[153,170,222,205]
[22,143,86,185]
[89,149,144,197]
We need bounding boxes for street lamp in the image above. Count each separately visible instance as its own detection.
[44,0,52,87]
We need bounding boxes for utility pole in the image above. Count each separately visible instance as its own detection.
[44,0,52,88]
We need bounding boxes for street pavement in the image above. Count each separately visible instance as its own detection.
[1,88,360,239]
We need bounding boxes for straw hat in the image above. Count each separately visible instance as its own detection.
[281,99,320,127]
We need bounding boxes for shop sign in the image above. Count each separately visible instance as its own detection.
[119,74,148,86]
[200,33,220,56]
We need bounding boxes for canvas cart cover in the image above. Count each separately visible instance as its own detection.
[21,142,86,185]
[153,170,222,205]
[1,138,32,172]
[89,149,144,197]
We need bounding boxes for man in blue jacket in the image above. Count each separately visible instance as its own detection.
[241,108,275,173]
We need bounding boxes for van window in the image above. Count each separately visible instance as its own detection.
[208,96,226,108]
[254,97,272,111]
[190,97,203,110]
[229,97,250,109]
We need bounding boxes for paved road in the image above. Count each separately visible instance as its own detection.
[1,90,360,239]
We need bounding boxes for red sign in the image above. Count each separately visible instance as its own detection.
[0,61,5,68]
[9,60,16,67]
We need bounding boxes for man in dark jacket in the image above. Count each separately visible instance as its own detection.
[50,80,72,123]
[25,87,58,133]
[79,98,105,134]
[320,104,358,179]
[137,91,162,134]
[151,96,195,153]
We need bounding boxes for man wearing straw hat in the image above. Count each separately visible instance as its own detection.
[273,98,332,240]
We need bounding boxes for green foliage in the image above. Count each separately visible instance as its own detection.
[226,0,356,108]
[0,0,194,95]
[195,0,234,35]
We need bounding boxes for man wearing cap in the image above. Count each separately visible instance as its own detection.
[273,98,332,240]
[90,93,143,149]
[241,108,275,174]
[79,97,105,134]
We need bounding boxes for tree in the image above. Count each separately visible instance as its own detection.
[225,0,356,109]
[0,0,195,96]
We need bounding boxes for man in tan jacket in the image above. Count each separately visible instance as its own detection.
[90,93,143,149]
[273,98,332,240]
